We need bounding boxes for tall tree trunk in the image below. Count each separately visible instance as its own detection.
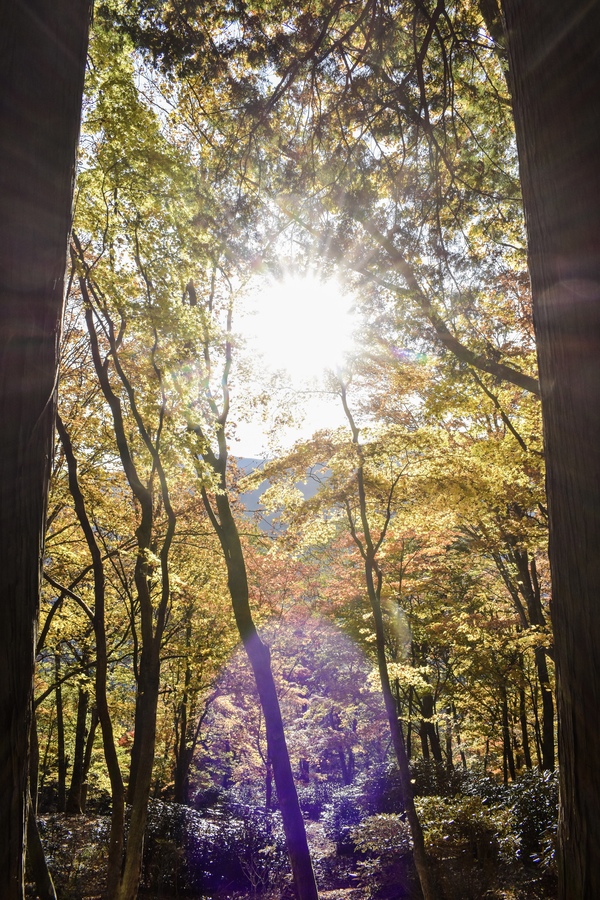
[26,790,57,900]
[27,712,57,899]
[81,704,98,812]
[518,682,532,770]
[66,687,89,814]
[173,619,193,804]
[419,694,443,764]
[493,548,555,769]
[118,652,161,900]
[79,287,177,900]
[337,382,438,899]
[452,705,467,770]
[444,715,454,772]
[534,647,555,771]
[502,2,600,894]
[212,491,319,900]
[365,560,439,900]
[56,415,126,898]
[0,3,91,896]
[54,654,67,813]
[513,550,555,769]
[173,695,191,804]
[265,753,273,811]
[501,689,515,783]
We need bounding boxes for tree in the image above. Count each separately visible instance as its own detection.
[0,2,91,896]
[256,382,450,897]
[501,1,600,894]
[335,384,437,900]
[188,328,320,900]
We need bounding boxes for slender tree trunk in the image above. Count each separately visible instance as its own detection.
[173,697,191,804]
[66,687,89,814]
[419,694,443,764]
[338,748,354,785]
[54,654,67,813]
[27,712,57,899]
[265,754,273,811]
[494,549,555,770]
[39,717,55,802]
[117,651,161,900]
[0,3,91,895]
[534,647,554,770]
[502,2,600,894]
[81,704,98,812]
[518,683,532,770]
[126,647,159,803]
[213,492,319,900]
[365,560,439,900]
[513,551,555,769]
[80,286,177,900]
[452,705,467,770]
[26,791,57,900]
[501,690,515,783]
[406,686,414,760]
[444,716,454,772]
[337,383,438,898]
[173,619,193,804]
[419,723,430,760]
[56,415,126,898]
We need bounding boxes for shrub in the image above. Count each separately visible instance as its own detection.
[415,794,519,864]
[460,771,510,807]
[410,758,471,798]
[296,780,332,820]
[142,800,288,895]
[350,813,412,858]
[360,764,404,814]
[322,784,365,853]
[37,815,110,899]
[349,814,413,897]
[507,768,558,860]
[191,784,228,812]
[222,804,289,894]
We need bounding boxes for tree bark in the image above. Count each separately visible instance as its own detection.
[365,559,440,900]
[502,2,600,895]
[81,704,98,812]
[56,414,126,897]
[518,681,532,770]
[26,791,57,900]
[493,546,555,769]
[418,693,443,764]
[501,689,515,784]
[338,381,438,899]
[66,687,89,814]
[212,491,319,900]
[513,550,555,769]
[27,713,57,899]
[0,2,91,895]
[79,282,178,900]
[173,618,193,804]
[54,654,67,813]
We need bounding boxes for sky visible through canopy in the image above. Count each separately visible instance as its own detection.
[231,272,359,458]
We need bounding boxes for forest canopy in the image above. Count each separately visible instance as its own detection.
[10,2,600,899]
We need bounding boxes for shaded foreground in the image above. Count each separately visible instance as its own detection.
[32,769,557,900]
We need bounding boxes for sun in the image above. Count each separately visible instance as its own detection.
[246,272,356,383]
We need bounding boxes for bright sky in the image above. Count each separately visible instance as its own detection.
[230,273,358,458]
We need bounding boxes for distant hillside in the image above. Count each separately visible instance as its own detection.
[234,457,326,531]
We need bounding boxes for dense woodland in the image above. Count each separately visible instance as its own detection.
[2,2,600,900]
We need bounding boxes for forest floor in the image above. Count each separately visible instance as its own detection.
[34,812,556,900]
